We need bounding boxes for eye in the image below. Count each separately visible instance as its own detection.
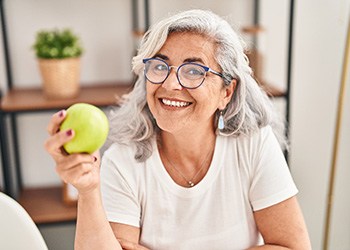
[153,63,168,72]
[182,65,205,79]
[188,68,204,75]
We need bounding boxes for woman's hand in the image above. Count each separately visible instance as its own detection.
[44,110,101,195]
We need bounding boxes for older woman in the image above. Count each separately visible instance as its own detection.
[45,9,311,250]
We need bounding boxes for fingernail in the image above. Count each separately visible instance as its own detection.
[66,129,73,136]
[59,110,64,117]
[93,156,97,162]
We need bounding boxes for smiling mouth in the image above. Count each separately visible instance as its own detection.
[160,98,192,107]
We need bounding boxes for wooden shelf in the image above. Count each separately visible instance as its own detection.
[1,81,133,112]
[241,25,265,34]
[260,82,286,98]
[19,186,77,224]
[1,82,134,224]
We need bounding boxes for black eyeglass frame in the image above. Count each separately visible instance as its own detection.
[142,57,225,89]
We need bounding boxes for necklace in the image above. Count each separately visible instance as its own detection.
[163,150,212,187]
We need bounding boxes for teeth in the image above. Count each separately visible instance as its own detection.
[162,99,190,107]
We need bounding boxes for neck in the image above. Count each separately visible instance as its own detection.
[159,128,216,161]
[158,129,216,187]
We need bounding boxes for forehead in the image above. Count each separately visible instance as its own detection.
[157,32,217,64]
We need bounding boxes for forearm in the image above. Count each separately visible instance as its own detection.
[75,188,122,250]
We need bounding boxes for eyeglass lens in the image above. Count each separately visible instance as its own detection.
[144,58,206,89]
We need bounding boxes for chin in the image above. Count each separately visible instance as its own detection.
[156,119,186,134]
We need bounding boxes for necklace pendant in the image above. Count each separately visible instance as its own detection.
[188,181,195,187]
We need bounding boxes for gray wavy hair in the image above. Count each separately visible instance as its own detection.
[108,9,287,161]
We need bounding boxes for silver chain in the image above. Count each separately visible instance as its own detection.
[163,150,212,187]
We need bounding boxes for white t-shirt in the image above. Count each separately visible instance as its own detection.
[100,126,298,250]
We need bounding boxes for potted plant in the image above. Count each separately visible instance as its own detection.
[32,28,83,99]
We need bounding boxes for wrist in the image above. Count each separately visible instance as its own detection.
[78,186,101,202]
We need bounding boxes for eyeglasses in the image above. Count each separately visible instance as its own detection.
[143,58,225,89]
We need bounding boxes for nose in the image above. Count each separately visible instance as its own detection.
[162,66,183,91]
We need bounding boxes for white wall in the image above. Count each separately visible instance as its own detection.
[1,0,350,249]
[1,0,134,187]
[5,0,134,88]
[259,0,289,91]
[290,0,350,249]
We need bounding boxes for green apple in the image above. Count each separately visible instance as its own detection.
[60,103,109,154]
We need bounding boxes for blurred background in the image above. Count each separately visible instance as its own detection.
[0,0,349,249]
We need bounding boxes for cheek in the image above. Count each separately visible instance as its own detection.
[212,84,228,104]
[146,83,158,101]
[146,83,160,115]
[146,82,155,94]
[193,85,225,108]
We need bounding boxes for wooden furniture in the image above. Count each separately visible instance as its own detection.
[0,82,132,224]
[1,83,132,112]
[19,187,77,224]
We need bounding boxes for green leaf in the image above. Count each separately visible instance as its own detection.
[32,28,84,59]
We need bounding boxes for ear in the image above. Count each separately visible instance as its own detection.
[218,79,236,110]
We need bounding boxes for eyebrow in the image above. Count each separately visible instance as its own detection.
[153,53,168,60]
[153,53,205,65]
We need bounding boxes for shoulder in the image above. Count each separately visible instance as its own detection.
[221,126,284,173]
[103,142,138,164]
[224,125,278,154]
[237,125,275,144]
[101,142,145,185]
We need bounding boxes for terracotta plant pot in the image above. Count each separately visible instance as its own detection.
[38,57,81,99]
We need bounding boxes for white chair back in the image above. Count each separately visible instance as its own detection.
[0,192,48,250]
